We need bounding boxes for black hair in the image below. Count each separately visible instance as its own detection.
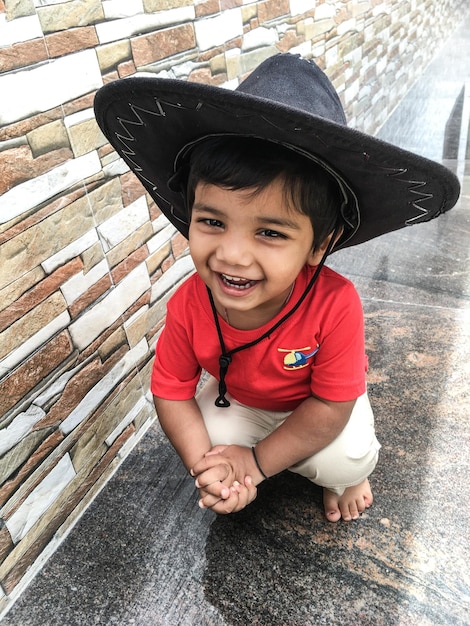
[183,136,342,251]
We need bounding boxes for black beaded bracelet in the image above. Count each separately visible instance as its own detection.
[251,446,268,480]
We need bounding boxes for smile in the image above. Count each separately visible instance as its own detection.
[220,274,259,290]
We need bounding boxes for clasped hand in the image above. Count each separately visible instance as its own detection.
[190,444,259,514]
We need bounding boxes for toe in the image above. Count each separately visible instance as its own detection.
[325,508,342,522]
[323,488,342,523]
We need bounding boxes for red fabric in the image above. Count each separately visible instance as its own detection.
[151,265,367,411]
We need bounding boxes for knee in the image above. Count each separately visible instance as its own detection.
[290,438,380,488]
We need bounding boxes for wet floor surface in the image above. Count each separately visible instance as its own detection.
[2,17,469,626]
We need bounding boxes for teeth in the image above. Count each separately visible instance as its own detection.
[223,275,243,282]
[221,274,255,289]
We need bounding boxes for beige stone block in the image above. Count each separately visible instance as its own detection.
[133,405,155,433]
[0,266,45,314]
[37,0,104,34]
[351,0,371,17]
[0,292,68,360]
[67,118,107,158]
[0,195,94,291]
[225,50,241,80]
[304,18,335,40]
[96,40,132,73]
[125,306,149,348]
[81,241,106,273]
[0,427,56,487]
[143,0,193,10]
[101,151,120,168]
[105,222,153,269]
[0,431,65,509]
[4,0,35,18]
[87,178,123,225]
[0,525,14,564]
[138,358,154,393]
[27,120,70,158]
[241,3,257,23]
[146,282,178,329]
[209,53,227,76]
[98,326,127,361]
[70,375,144,471]
[239,47,277,75]
[338,31,364,58]
[146,241,171,276]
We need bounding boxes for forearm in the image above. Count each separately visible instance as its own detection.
[254,396,355,478]
[153,396,212,471]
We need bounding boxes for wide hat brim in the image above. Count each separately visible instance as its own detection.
[94,54,460,249]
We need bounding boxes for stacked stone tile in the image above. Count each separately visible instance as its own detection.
[0,0,464,615]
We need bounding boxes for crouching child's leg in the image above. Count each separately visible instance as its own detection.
[289,392,380,522]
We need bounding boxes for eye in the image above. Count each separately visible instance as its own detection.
[198,218,224,229]
[259,229,288,239]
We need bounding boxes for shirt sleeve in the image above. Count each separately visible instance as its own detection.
[150,292,202,400]
[310,281,366,402]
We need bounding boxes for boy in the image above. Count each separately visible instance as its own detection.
[94,54,460,521]
[152,136,379,521]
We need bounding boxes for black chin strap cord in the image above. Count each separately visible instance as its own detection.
[207,224,341,407]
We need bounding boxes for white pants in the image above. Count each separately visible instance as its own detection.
[196,377,380,495]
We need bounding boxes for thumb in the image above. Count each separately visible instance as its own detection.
[205,445,227,457]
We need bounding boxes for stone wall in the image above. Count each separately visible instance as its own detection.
[0,0,466,615]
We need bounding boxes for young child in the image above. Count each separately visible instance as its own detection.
[152,135,379,521]
[94,54,460,522]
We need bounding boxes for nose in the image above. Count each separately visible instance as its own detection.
[215,231,253,268]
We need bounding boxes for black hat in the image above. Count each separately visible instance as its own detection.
[94,53,460,250]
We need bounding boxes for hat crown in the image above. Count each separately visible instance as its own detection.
[235,54,347,126]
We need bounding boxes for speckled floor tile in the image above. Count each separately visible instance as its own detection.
[2,16,469,626]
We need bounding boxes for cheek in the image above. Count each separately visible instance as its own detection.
[189,235,210,264]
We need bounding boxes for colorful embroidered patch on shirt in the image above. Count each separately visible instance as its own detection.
[278,345,320,370]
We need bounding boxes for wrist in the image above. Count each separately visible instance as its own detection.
[251,446,269,482]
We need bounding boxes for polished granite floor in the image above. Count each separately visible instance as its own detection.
[2,17,469,626]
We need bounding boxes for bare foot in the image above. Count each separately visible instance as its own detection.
[323,479,373,522]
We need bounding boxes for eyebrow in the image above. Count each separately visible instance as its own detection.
[192,204,302,230]
[192,204,225,217]
[256,216,302,230]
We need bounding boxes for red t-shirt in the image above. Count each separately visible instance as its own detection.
[151,264,367,411]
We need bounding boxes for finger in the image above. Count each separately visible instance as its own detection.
[199,487,235,511]
[244,475,258,501]
[199,492,223,509]
[205,445,228,457]
[209,491,241,514]
[234,478,257,511]
[194,465,229,489]
[198,480,231,505]
[191,453,228,477]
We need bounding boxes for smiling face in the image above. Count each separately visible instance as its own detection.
[189,178,327,330]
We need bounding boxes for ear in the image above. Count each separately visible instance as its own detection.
[307,227,343,266]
